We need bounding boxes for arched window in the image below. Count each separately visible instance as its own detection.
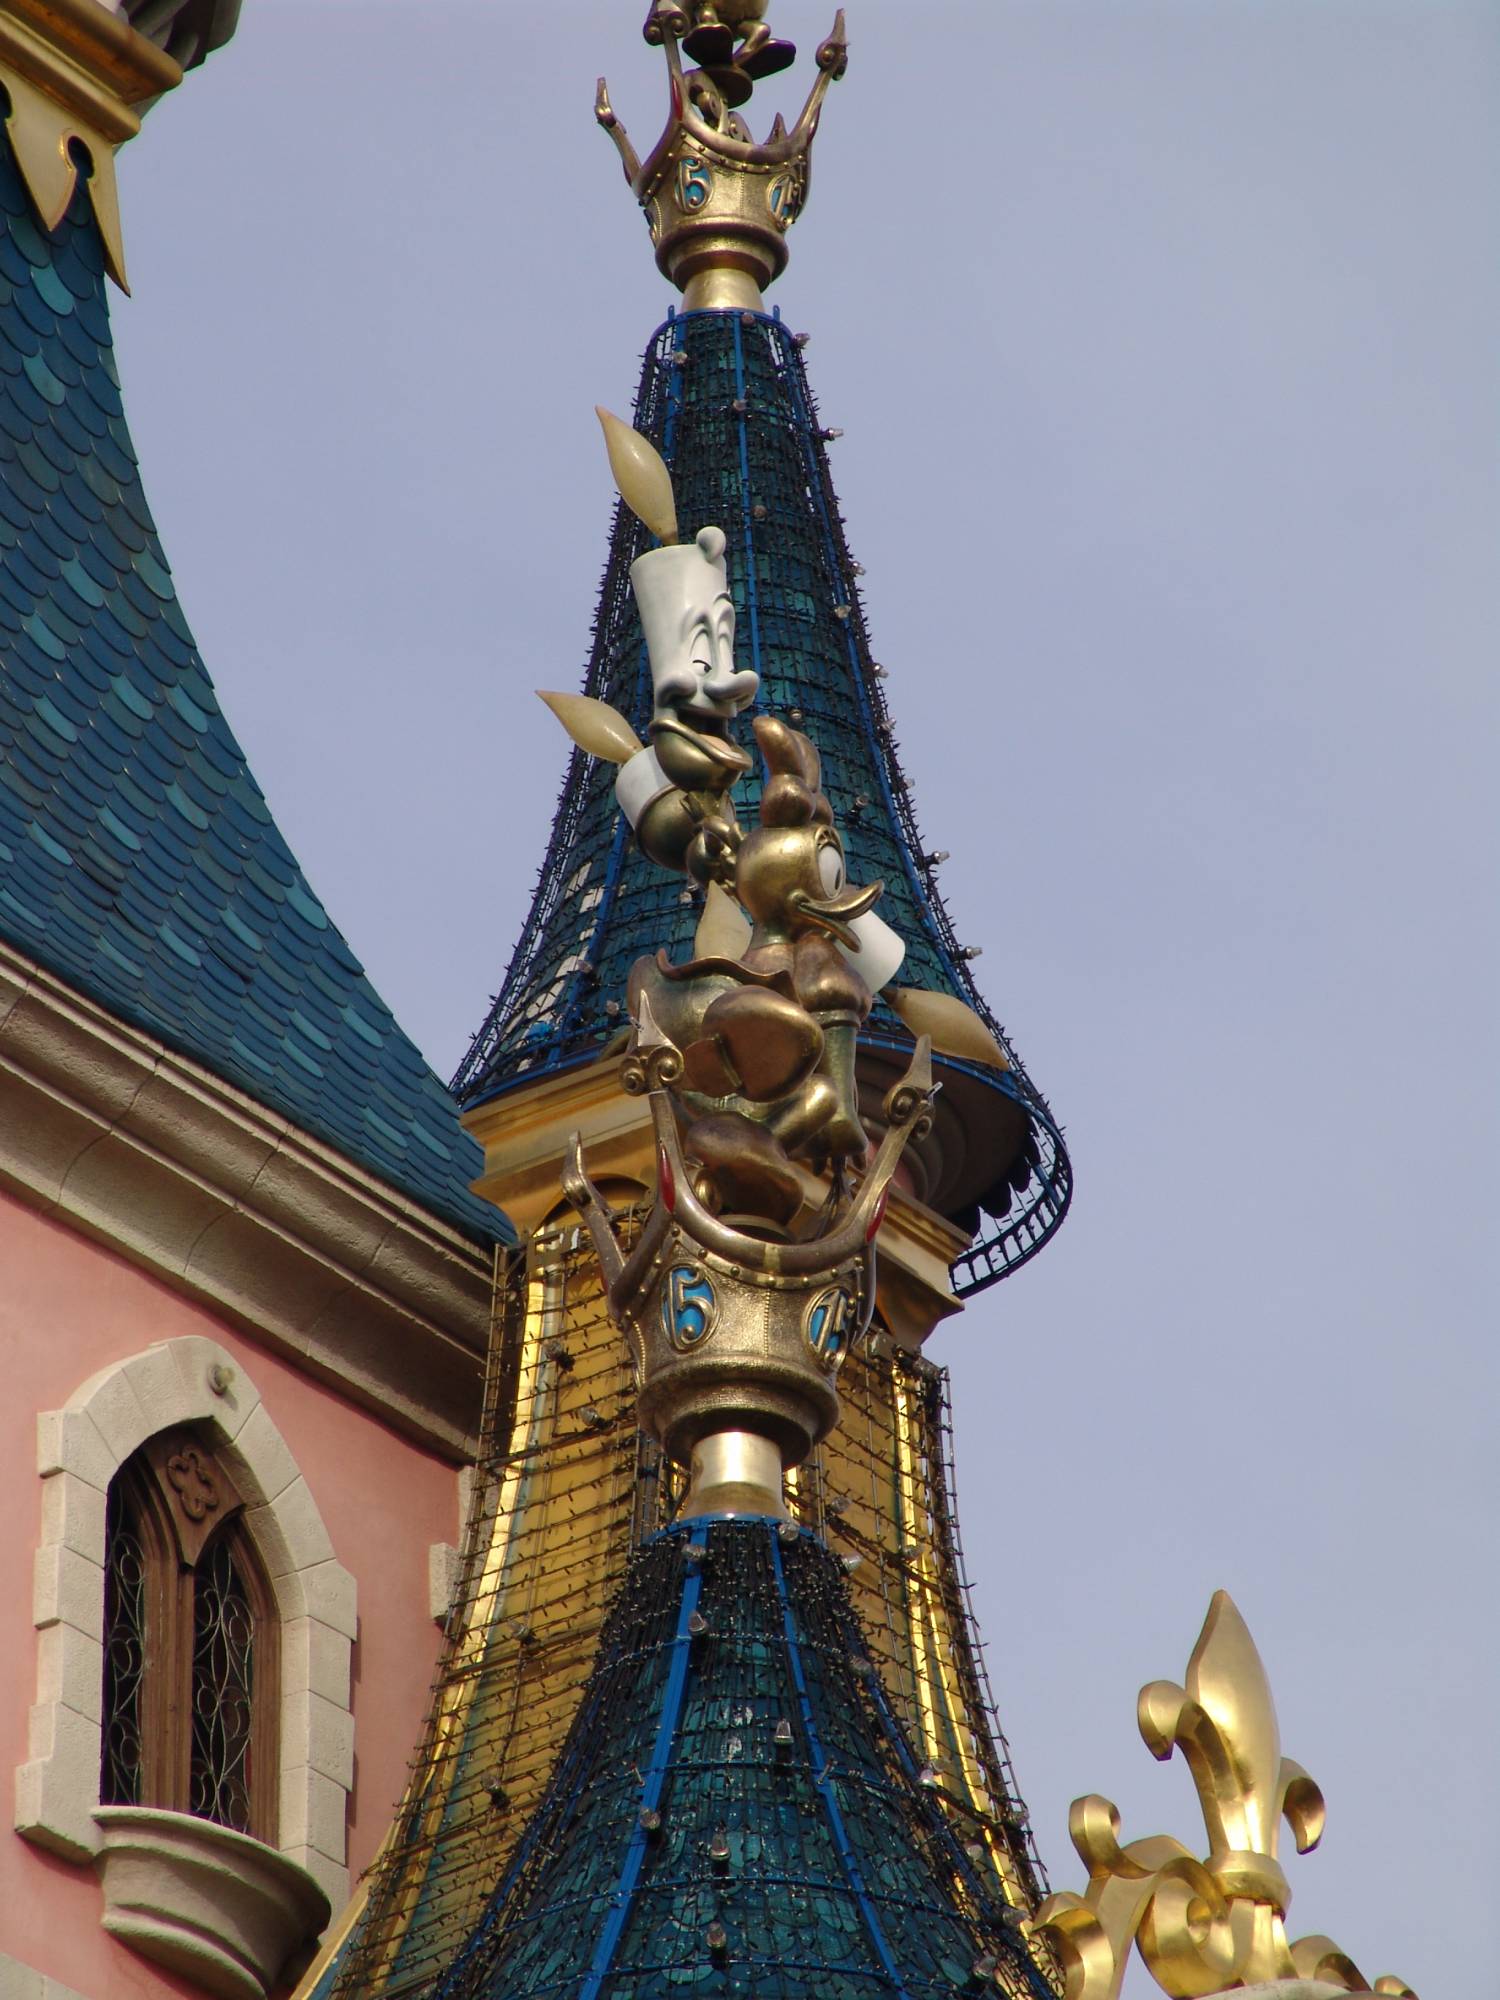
[21,1336,356,1906]
[100,1426,279,1843]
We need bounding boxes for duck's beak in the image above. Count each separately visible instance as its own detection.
[787,877,884,950]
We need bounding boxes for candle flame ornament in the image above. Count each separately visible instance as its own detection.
[595,405,679,544]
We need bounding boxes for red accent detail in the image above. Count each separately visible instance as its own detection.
[660,1148,676,1211]
[866,1189,888,1242]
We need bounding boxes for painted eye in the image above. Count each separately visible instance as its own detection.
[818,844,845,895]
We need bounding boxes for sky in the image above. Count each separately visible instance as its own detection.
[108,3,1497,1992]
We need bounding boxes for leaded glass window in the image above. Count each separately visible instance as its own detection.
[190,1536,257,1831]
[101,1479,148,1807]
[99,1429,279,1843]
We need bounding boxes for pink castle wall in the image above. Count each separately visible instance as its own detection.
[0,1184,460,1999]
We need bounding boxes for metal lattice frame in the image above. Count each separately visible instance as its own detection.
[451,312,1070,1294]
[432,1521,1055,2000]
[316,1234,1060,2000]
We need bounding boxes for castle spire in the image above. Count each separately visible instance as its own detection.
[298,14,1067,1993]
[454,301,1070,1299]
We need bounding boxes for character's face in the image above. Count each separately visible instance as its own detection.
[737,825,883,944]
[654,587,757,720]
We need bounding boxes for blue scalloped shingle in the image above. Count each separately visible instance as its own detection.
[0,139,509,1248]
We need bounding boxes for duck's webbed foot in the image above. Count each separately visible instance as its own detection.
[737,25,796,78]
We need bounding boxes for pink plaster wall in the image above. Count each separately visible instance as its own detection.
[0,1184,460,1999]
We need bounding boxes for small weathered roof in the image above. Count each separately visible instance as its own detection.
[0,144,509,1247]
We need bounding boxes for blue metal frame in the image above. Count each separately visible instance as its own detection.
[421,1518,1055,2000]
[768,1527,914,1999]
[576,1519,709,2000]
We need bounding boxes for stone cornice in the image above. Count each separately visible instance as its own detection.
[0,939,494,1459]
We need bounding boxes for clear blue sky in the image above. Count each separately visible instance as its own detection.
[112,4,1496,1991]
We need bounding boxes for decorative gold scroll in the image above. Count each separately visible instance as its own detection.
[1035,1592,1415,1999]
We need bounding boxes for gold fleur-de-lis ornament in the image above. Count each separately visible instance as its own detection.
[1035,1592,1416,1999]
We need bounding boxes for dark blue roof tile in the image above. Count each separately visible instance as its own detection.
[54,306,103,374]
[0,566,34,620]
[5,310,40,359]
[0,236,31,290]
[92,432,136,489]
[0,140,509,1247]
[59,554,104,609]
[32,415,78,478]
[4,456,52,517]
[0,395,33,447]
[32,503,79,562]
[29,262,72,317]
[0,765,44,814]
[76,452,119,510]
[43,398,94,461]
[0,472,32,533]
[4,369,52,432]
[15,433,63,493]
[65,375,110,439]
[35,596,83,649]
[220,789,272,838]
[13,278,60,342]
[72,292,110,348]
[33,692,78,742]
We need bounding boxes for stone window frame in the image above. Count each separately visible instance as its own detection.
[16,1336,356,1908]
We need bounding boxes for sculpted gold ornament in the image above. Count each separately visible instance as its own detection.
[0,0,182,290]
[597,3,848,309]
[558,411,938,1522]
[1035,1593,1416,1999]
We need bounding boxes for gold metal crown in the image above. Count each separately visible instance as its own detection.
[597,6,848,312]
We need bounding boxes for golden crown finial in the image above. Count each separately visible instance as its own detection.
[1033,1592,1417,2000]
[596,5,848,312]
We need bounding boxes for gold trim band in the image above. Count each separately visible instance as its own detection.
[0,0,182,290]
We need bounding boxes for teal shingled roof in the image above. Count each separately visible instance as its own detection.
[421,1520,1053,2000]
[0,140,510,1248]
[453,310,1069,1291]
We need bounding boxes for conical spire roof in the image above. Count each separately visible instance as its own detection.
[432,1518,1052,2000]
[452,310,1067,1291]
[0,144,506,1244]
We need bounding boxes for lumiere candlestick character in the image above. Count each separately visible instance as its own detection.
[541,409,756,890]
[550,419,936,1521]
